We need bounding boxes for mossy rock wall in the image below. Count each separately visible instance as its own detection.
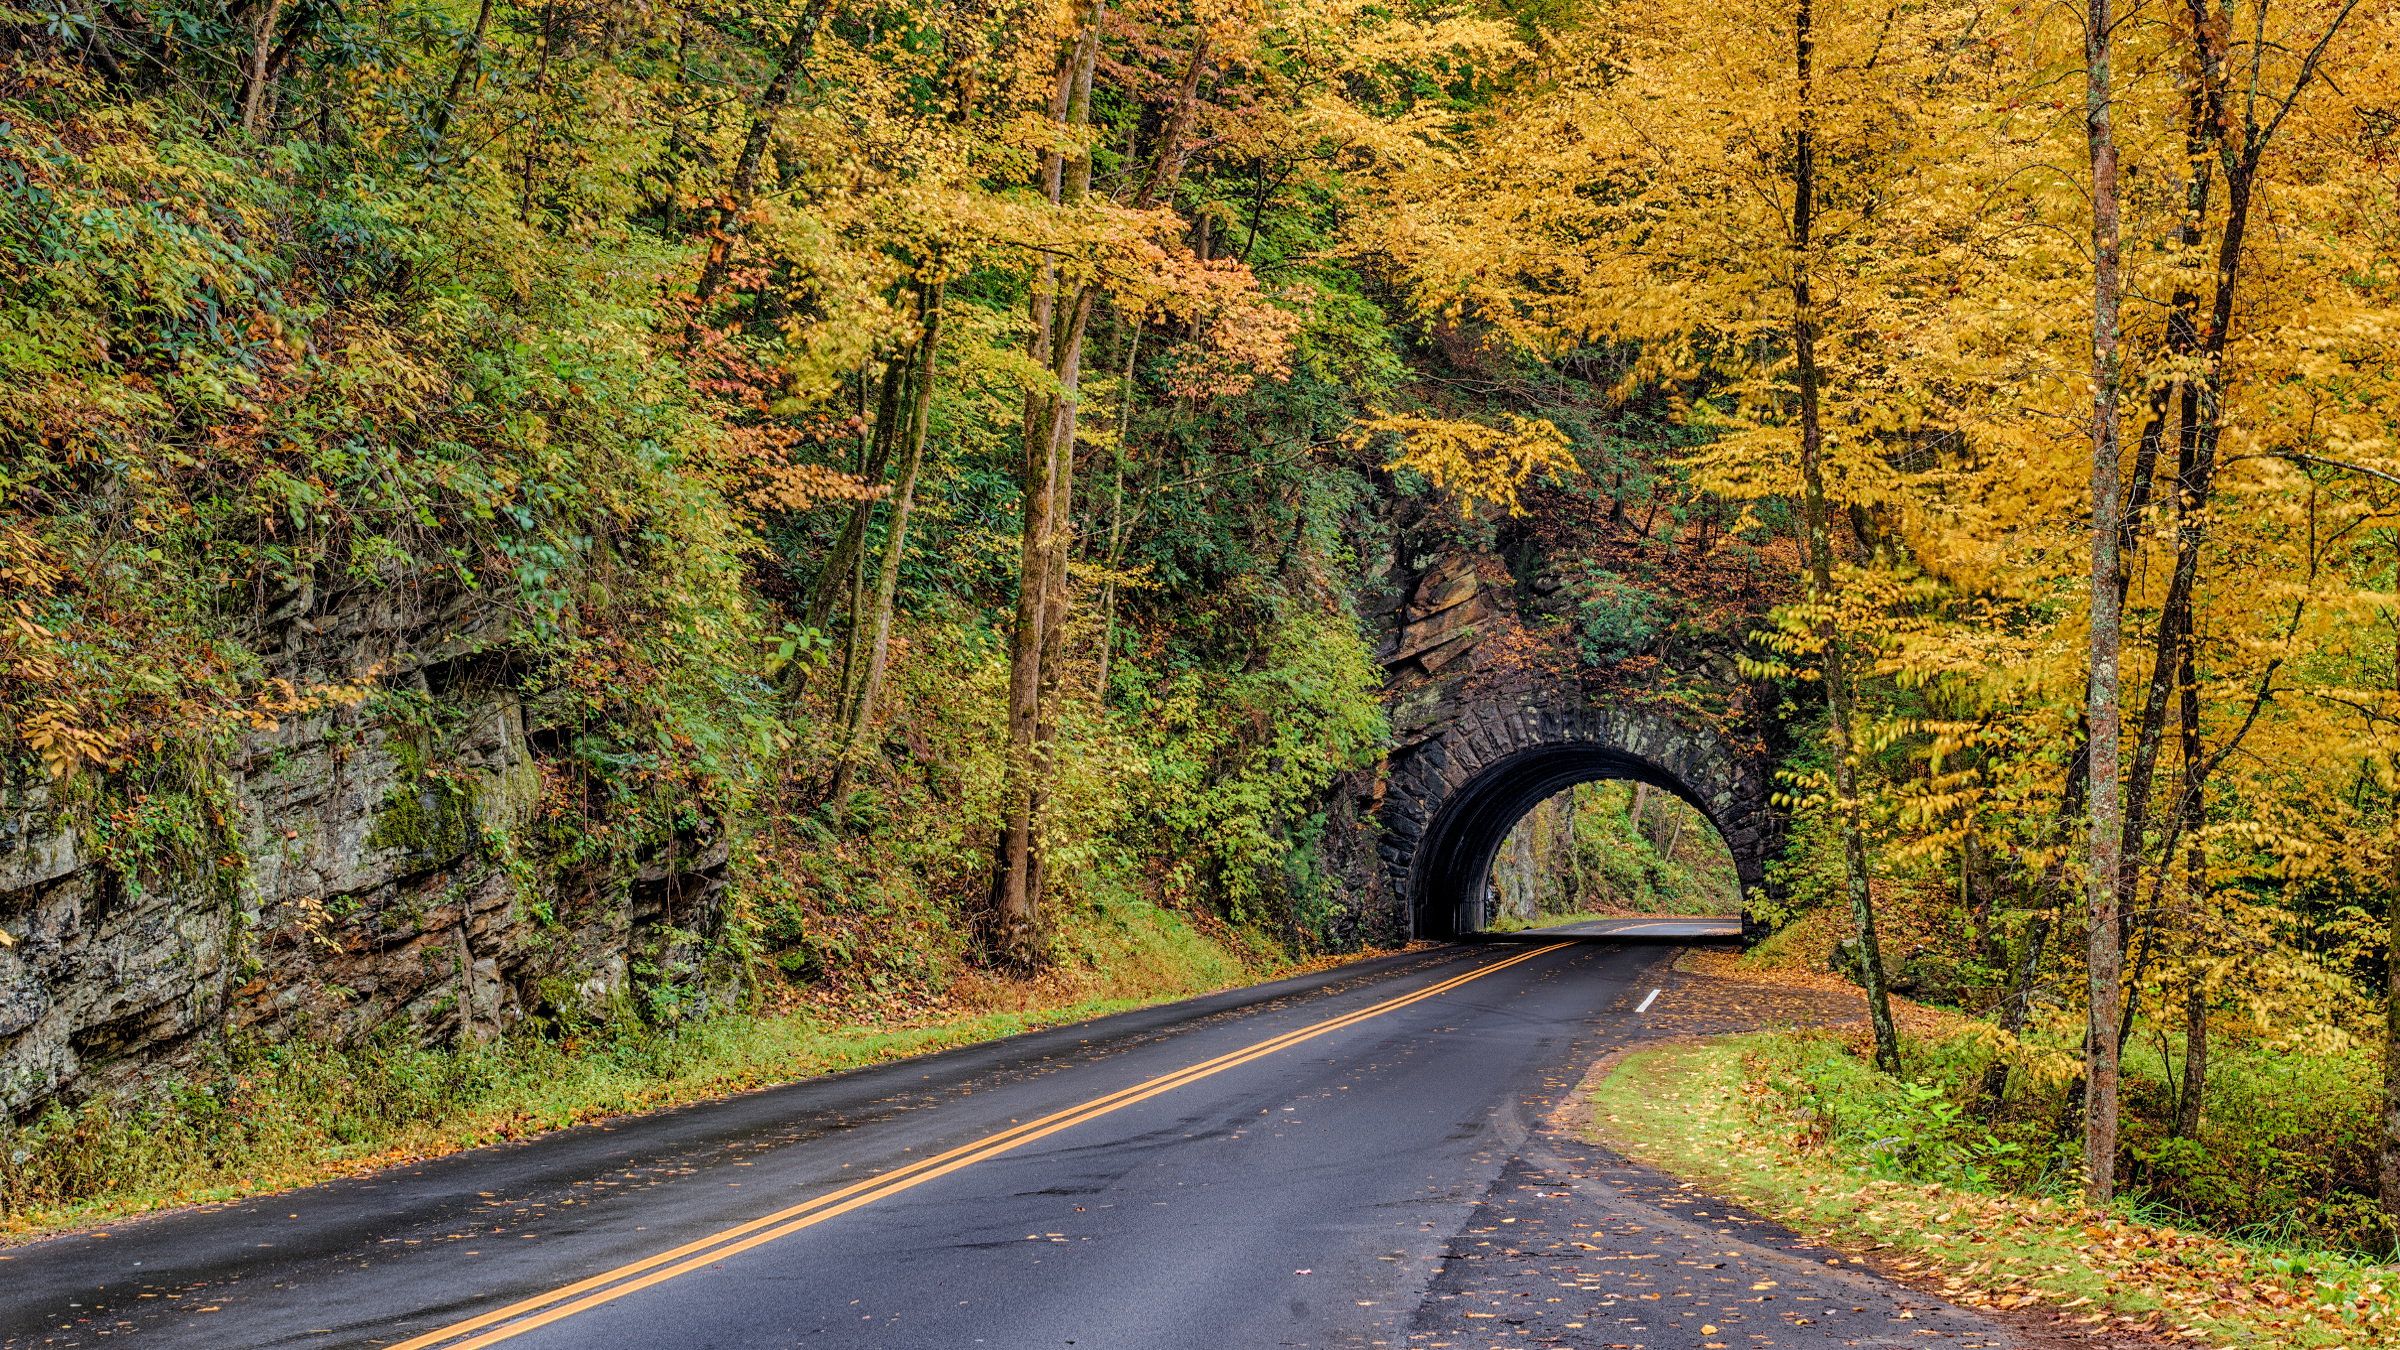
[0,582,727,1121]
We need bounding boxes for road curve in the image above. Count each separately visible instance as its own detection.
[0,943,2014,1349]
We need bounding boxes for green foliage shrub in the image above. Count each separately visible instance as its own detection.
[1565,781,1738,913]
[1127,607,1388,941]
[1563,566,1666,664]
[1742,1031,2041,1191]
[1742,1021,2400,1257]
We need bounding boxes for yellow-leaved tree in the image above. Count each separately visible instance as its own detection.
[1342,0,2021,1074]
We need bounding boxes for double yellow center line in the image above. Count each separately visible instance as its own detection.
[392,943,1567,1350]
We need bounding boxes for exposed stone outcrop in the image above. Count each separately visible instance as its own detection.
[0,578,728,1121]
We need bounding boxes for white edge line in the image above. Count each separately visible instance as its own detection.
[1635,988,1662,1014]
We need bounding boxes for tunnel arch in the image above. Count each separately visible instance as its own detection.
[1375,693,1776,940]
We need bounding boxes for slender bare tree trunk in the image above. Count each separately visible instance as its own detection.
[836,491,872,716]
[1793,0,1898,1075]
[517,2,557,220]
[2111,86,2213,942]
[238,0,286,135]
[1964,830,1994,964]
[1024,287,1096,920]
[1024,10,1109,917]
[2383,806,2400,1226]
[1129,34,1209,213]
[994,0,1104,960]
[994,401,1058,956]
[821,368,897,712]
[424,0,497,166]
[1095,326,1141,701]
[991,9,1212,956]
[2174,601,2209,1141]
[2383,553,2400,1224]
[2179,979,2209,1136]
[801,358,910,637]
[832,287,943,805]
[2081,0,2127,1205]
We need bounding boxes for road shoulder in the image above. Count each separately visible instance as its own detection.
[1572,1001,2344,1348]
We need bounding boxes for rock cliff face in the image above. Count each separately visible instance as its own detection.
[0,578,727,1121]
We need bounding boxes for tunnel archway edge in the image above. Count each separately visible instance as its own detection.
[1375,694,1777,941]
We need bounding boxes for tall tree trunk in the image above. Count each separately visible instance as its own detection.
[2149,0,2361,1140]
[2383,785,2400,1224]
[994,400,1059,959]
[1965,829,1998,966]
[1023,287,1096,921]
[2172,590,2209,1138]
[1129,34,1210,212]
[1031,6,1105,733]
[993,0,1105,961]
[2080,0,2127,1205]
[2178,977,2209,1137]
[1793,0,1898,1075]
[238,0,286,135]
[801,356,911,638]
[2383,538,2400,1223]
[1095,326,1141,701]
[517,2,557,220]
[1028,12,1104,906]
[832,287,943,806]
[835,489,873,718]
[2112,92,2213,976]
[697,0,837,301]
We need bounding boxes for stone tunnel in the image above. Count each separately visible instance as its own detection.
[1364,555,1782,942]
[1377,694,1776,939]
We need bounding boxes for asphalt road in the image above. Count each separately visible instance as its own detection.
[0,942,2013,1350]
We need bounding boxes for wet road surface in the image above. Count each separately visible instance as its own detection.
[0,942,2019,1349]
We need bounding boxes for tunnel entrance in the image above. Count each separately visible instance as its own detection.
[1373,698,1776,942]
[1410,745,1737,938]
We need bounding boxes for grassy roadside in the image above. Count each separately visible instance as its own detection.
[1582,1039,2397,1349]
[2,906,1403,1245]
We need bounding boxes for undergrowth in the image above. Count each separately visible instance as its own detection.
[1588,1040,2391,1349]
[1740,1021,2396,1258]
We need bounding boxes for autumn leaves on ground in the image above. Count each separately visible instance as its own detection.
[6,0,2400,1343]
[1595,946,2400,1349]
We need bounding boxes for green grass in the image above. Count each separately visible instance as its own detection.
[1583,1038,2395,1348]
